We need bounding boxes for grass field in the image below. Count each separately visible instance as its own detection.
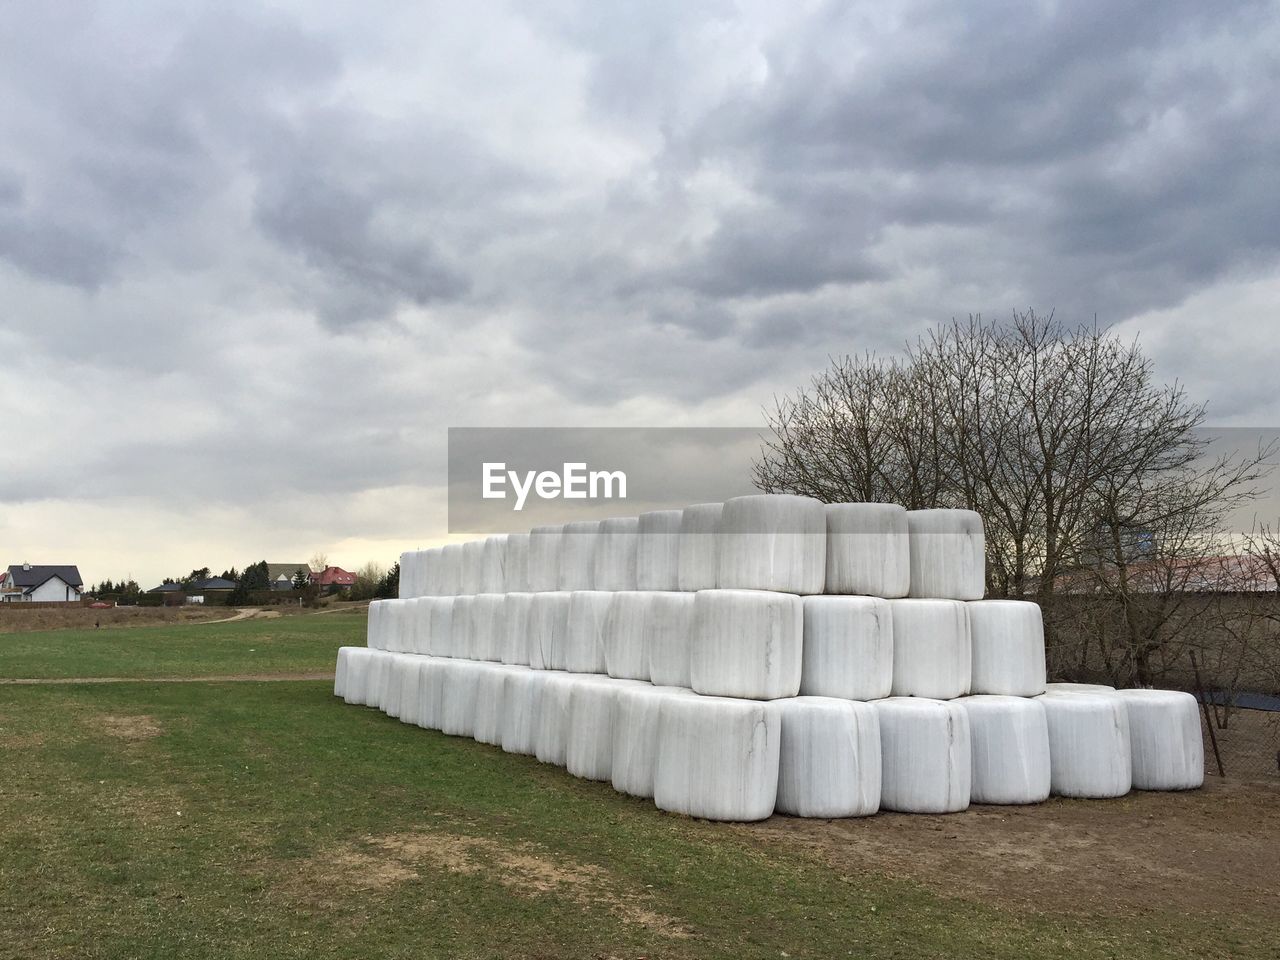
[1,614,1277,959]
[0,609,362,680]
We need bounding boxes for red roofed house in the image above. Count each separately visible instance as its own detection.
[310,566,357,593]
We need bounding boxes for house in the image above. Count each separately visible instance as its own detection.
[310,565,357,592]
[2,564,85,602]
[186,576,237,603]
[266,563,312,591]
[146,581,187,606]
[146,577,238,606]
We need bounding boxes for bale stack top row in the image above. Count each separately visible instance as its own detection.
[399,496,986,600]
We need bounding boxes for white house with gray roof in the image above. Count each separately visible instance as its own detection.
[1,564,84,602]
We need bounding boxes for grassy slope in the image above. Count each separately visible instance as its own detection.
[0,610,361,679]
[1,674,1273,960]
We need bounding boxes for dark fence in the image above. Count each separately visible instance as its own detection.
[0,599,101,610]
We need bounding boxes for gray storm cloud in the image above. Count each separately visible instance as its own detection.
[1,0,1278,583]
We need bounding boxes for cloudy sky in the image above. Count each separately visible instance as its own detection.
[2,0,1279,588]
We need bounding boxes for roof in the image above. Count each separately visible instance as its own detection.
[266,563,312,581]
[148,582,185,593]
[189,577,236,591]
[1057,554,1280,594]
[313,566,357,585]
[7,565,84,589]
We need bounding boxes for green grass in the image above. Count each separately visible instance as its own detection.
[0,618,1272,958]
[0,689,1271,959]
[0,611,360,679]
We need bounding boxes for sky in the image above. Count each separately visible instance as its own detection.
[2,0,1279,589]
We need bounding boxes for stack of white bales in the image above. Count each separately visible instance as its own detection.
[338,496,1203,822]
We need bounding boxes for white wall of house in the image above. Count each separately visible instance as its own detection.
[26,577,81,602]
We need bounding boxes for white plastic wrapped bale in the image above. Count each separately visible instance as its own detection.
[601,591,651,681]
[468,594,506,662]
[557,520,599,591]
[528,525,562,592]
[398,551,419,599]
[365,650,391,710]
[528,592,571,671]
[906,509,986,600]
[425,598,455,658]
[500,668,544,755]
[1113,689,1203,791]
[366,599,389,650]
[566,677,647,781]
[774,697,882,818]
[800,596,893,701]
[504,532,531,593]
[1043,682,1116,695]
[406,598,433,655]
[1038,692,1132,798]
[460,539,485,596]
[417,658,449,730]
[824,503,910,598]
[611,684,696,798]
[438,543,464,596]
[534,672,583,766]
[376,653,400,715]
[334,647,370,703]
[420,547,441,596]
[439,659,486,738]
[382,653,418,720]
[958,695,1051,805]
[645,592,697,688]
[677,502,722,592]
[717,494,827,595]
[413,549,431,597]
[396,653,425,724]
[874,697,971,813]
[500,593,534,666]
[565,591,612,673]
[472,663,511,746]
[636,510,682,591]
[889,599,971,700]
[382,600,411,653]
[653,694,781,822]
[450,596,473,660]
[480,535,508,594]
[593,517,639,591]
[690,589,803,700]
[967,600,1047,696]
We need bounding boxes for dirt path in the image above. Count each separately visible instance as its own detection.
[746,776,1280,917]
[0,673,334,685]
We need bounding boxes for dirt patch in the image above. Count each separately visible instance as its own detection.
[292,831,692,938]
[0,733,44,749]
[95,714,163,740]
[0,605,230,634]
[744,777,1280,917]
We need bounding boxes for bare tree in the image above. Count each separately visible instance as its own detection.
[756,311,1274,684]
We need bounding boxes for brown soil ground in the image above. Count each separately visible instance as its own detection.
[0,604,231,634]
[745,776,1280,918]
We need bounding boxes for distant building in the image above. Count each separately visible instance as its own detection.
[146,576,238,606]
[1,564,85,602]
[266,563,313,591]
[311,565,357,592]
